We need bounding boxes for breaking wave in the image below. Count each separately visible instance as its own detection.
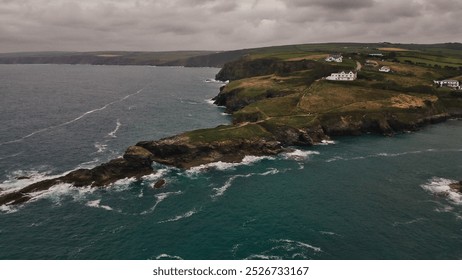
[211,168,281,198]
[186,155,274,176]
[140,191,183,215]
[421,177,462,205]
[158,209,198,223]
[244,239,322,260]
[204,78,228,84]
[107,119,122,138]
[86,199,114,211]
[283,149,320,160]
[0,169,58,195]
[155,254,183,260]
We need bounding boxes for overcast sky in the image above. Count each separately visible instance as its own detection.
[0,0,461,53]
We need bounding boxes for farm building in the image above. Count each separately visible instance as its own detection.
[379,66,391,72]
[325,54,343,63]
[434,80,460,88]
[326,71,357,81]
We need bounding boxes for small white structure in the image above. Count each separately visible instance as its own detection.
[369,53,384,57]
[434,80,460,88]
[379,66,391,73]
[326,71,357,81]
[325,54,343,63]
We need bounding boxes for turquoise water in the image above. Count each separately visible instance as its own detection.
[0,65,461,260]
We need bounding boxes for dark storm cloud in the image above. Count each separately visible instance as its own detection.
[0,0,460,53]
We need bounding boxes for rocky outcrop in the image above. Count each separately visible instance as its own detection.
[449,181,462,193]
[0,146,155,206]
[154,179,166,189]
[136,136,284,168]
[137,136,285,169]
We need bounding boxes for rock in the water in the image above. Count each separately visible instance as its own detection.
[449,181,462,193]
[16,176,31,180]
[154,179,166,189]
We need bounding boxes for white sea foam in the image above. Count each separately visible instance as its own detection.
[155,254,183,260]
[376,151,423,157]
[142,168,170,182]
[244,254,281,260]
[421,177,462,205]
[111,177,138,191]
[435,205,454,213]
[140,191,183,215]
[27,183,95,206]
[0,86,146,146]
[86,199,113,211]
[205,99,216,105]
[392,218,426,227]
[158,209,198,223]
[187,155,273,175]
[94,142,108,153]
[283,149,320,160]
[212,175,249,198]
[0,204,18,214]
[212,168,280,198]
[77,158,100,169]
[273,239,322,252]
[317,139,336,145]
[0,169,58,195]
[204,78,228,84]
[107,119,121,138]
[260,168,279,176]
[319,231,338,236]
[326,156,344,163]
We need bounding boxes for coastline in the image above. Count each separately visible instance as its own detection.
[1,43,462,206]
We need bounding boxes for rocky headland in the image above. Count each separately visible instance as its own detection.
[2,44,462,206]
[0,146,155,205]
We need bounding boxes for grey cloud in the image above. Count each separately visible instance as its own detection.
[0,0,460,53]
[289,0,375,10]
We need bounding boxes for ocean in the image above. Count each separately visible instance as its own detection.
[0,64,461,260]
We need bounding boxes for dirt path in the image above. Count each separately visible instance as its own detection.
[356,61,362,71]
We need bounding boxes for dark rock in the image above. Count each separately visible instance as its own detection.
[16,176,31,180]
[137,136,285,169]
[123,146,154,166]
[154,179,166,189]
[449,181,462,193]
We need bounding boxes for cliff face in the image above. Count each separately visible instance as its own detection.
[215,57,340,81]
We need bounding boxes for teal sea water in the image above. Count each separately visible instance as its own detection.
[0,65,461,260]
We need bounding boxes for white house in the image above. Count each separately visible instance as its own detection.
[325,54,343,63]
[434,80,460,88]
[326,71,357,81]
[379,66,391,73]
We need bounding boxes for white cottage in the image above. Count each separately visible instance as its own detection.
[434,80,460,88]
[325,54,343,63]
[379,66,391,72]
[326,71,357,81]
